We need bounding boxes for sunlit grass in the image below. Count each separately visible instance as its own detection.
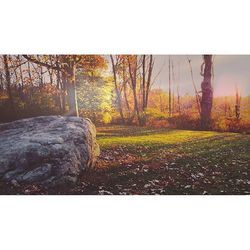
[94,125,250,194]
[97,126,236,148]
[97,125,250,167]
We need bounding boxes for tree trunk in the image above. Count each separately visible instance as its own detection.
[68,84,78,116]
[145,55,153,109]
[48,69,53,85]
[177,86,181,115]
[66,65,79,117]
[187,58,201,115]
[27,61,33,86]
[168,56,172,117]
[142,55,146,111]
[200,55,213,129]
[123,80,130,112]
[177,63,181,115]
[3,55,15,110]
[40,66,44,86]
[19,64,24,91]
[122,61,132,121]
[61,72,67,113]
[127,56,142,126]
[235,86,241,120]
[141,55,153,125]
[0,73,3,92]
[171,61,175,115]
[55,59,63,113]
[132,87,141,125]
[110,55,125,124]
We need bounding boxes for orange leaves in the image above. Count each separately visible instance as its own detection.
[56,55,107,73]
[78,55,107,71]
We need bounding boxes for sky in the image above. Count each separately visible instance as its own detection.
[153,55,250,97]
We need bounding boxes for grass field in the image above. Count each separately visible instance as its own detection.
[92,125,250,195]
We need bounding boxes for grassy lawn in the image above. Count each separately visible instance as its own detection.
[92,125,250,195]
[97,125,250,165]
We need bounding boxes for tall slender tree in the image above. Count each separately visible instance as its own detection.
[168,56,172,117]
[171,61,175,115]
[3,55,14,110]
[176,62,181,115]
[187,57,201,115]
[127,55,142,125]
[110,55,125,124]
[200,55,213,129]
[235,85,241,120]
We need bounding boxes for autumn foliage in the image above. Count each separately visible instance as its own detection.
[0,55,250,133]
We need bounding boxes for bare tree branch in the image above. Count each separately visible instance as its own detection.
[22,55,60,71]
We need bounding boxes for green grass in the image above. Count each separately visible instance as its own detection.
[94,125,250,194]
[97,125,250,172]
[97,125,242,149]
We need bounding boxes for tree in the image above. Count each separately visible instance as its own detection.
[121,59,132,120]
[235,85,241,120]
[110,55,125,124]
[141,55,154,124]
[168,56,172,117]
[22,55,106,116]
[141,55,154,111]
[3,55,14,110]
[187,57,201,115]
[77,74,113,124]
[176,62,181,115]
[171,60,175,115]
[200,55,213,129]
[127,55,142,125]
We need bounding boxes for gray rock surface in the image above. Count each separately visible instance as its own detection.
[0,116,99,186]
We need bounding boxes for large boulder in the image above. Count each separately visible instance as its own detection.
[0,116,99,187]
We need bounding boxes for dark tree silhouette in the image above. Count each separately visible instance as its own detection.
[200,55,213,129]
